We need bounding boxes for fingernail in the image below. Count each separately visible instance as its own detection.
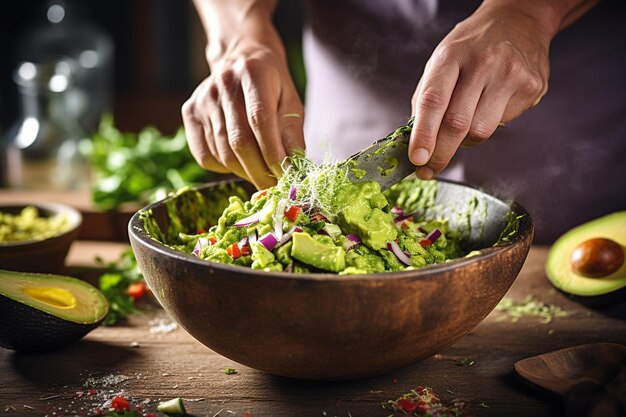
[417,166,434,180]
[410,148,430,166]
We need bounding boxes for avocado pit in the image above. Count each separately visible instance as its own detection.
[570,238,624,278]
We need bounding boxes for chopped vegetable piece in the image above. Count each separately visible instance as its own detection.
[224,367,238,375]
[420,238,432,248]
[233,212,262,227]
[227,243,242,259]
[111,396,130,412]
[253,190,268,201]
[386,386,466,416]
[157,397,186,416]
[127,282,147,300]
[388,241,411,266]
[284,205,302,222]
[496,295,568,323]
[289,185,297,200]
[258,232,279,251]
[426,228,442,243]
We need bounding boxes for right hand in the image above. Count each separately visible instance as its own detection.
[182,41,305,190]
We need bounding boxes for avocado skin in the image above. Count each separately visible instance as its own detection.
[0,295,102,353]
[557,286,626,308]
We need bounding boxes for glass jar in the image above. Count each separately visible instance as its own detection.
[7,59,91,190]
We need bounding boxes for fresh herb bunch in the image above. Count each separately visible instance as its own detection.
[96,248,144,326]
[84,114,216,210]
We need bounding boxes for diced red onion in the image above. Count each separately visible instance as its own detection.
[273,200,287,240]
[239,236,249,248]
[342,234,361,251]
[233,211,263,227]
[346,234,361,243]
[192,237,209,256]
[387,240,411,266]
[258,232,279,251]
[235,199,275,227]
[393,210,420,223]
[426,228,442,243]
[289,185,297,200]
[248,231,257,245]
[418,227,427,234]
[280,226,302,245]
[391,206,404,215]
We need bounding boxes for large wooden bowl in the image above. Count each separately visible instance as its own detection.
[129,179,533,380]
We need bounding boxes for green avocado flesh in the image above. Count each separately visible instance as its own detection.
[140,154,517,274]
[546,211,626,297]
[0,270,109,352]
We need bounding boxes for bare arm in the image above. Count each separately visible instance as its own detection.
[408,0,601,179]
[183,0,305,189]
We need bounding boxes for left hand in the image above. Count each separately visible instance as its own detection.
[408,0,556,179]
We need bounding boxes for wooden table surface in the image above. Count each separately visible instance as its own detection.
[1,243,625,417]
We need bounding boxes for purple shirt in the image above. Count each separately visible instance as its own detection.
[302,0,626,243]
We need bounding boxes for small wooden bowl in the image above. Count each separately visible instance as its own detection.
[129,179,533,380]
[0,203,82,273]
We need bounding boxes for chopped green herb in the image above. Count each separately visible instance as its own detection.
[455,358,475,367]
[96,248,144,326]
[386,386,466,416]
[224,367,238,375]
[496,295,568,324]
[478,402,490,408]
[84,114,216,210]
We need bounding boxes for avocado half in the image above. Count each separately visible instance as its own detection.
[0,269,109,353]
[546,212,626,305]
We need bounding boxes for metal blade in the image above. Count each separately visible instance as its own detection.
[341,118,415,191]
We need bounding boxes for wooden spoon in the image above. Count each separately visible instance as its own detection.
[515,343,626,417]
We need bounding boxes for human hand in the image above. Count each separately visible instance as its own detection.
[182,40,304,190]
[408,0,556,179]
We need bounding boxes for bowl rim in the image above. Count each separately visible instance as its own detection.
[0,202,83,247]
[128,178,533,282]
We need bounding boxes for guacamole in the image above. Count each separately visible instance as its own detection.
[142,155,472,274]
[0,206,70,243]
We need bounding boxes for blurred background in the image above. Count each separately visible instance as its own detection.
[0,0,305,192]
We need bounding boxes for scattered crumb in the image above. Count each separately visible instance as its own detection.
[149,318,179,334]
[129,341,140,348]
[496,295,568,323]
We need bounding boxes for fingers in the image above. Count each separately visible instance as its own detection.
[278,92,305,157]
[239,61,287,179]
[409,51,460,171]
[416,68,486,179]
[181,87,230,174]
[217,69,276,189]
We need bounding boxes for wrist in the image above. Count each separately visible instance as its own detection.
[201,4,283,69]
[480,0,565,39]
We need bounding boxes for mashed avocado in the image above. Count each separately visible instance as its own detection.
[142,155,471,274]
[0,206,70,243]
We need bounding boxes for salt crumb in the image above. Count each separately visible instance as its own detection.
[149,318,178,334]
[130,341,140,348]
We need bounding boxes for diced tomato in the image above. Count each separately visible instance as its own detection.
[227,242,242,259]
[397,399,418,413]
[284,205,302,222]
[196,228,206,234]
[240,246,251,256]
[400,222,409,231]
[253,190,268,201]
[207,236,217,245]
[127,282,147,300]
[420,238,432,248]
[111,396,130,411]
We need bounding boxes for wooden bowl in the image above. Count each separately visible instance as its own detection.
[0,203,82,273]
[129,179,533,380]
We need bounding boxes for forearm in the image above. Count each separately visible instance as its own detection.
[192,0,284,68]
[480,0,601,38]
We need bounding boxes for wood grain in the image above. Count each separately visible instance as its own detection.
[1,247,626,417]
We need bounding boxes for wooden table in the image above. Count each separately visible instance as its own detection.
[1,243,625,417]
